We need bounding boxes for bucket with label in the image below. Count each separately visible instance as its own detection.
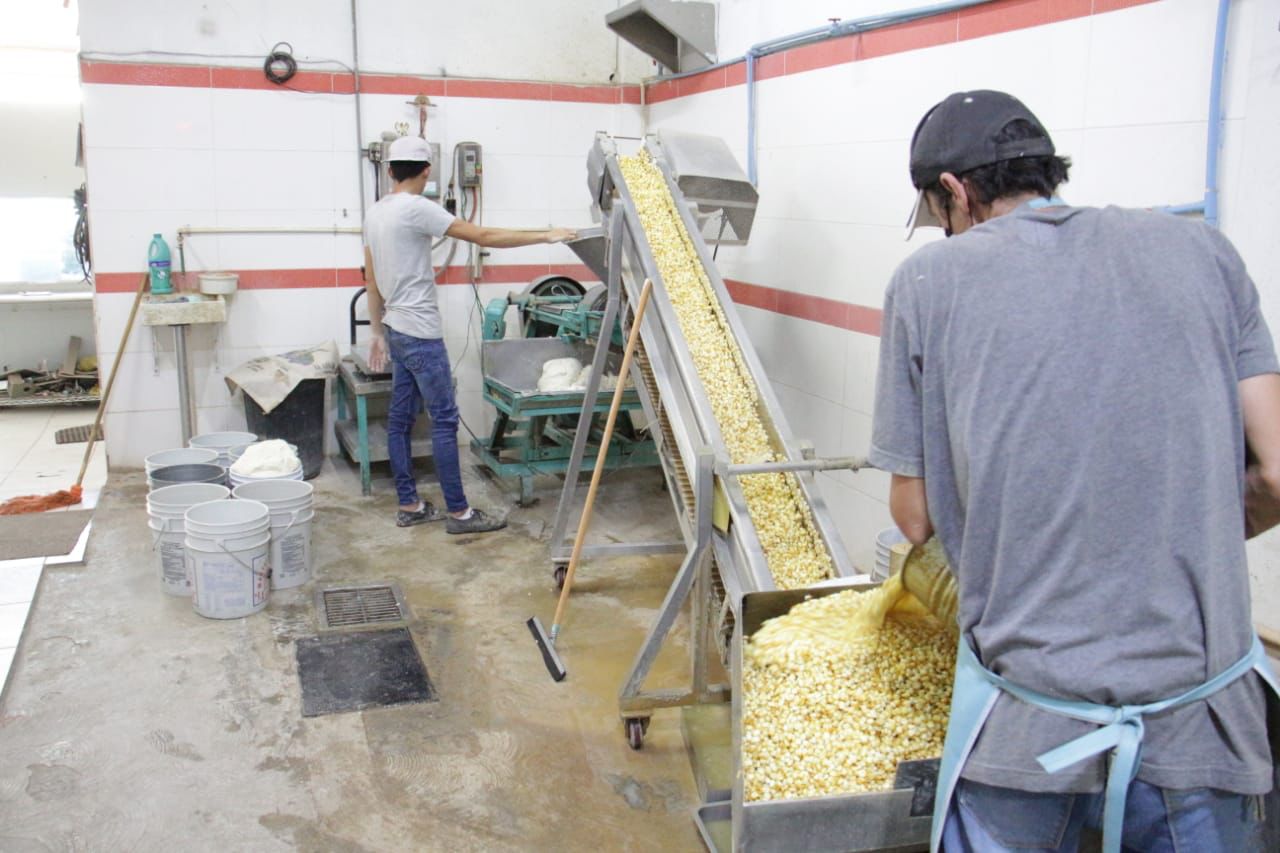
[189,431,258,468]
[148,463,227,491]
[145,447,218,475]
[231,479,314,590]
[146,482,230,596]
[184,499,272,619]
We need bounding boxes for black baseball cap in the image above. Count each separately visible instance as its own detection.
[905,90,1055,238]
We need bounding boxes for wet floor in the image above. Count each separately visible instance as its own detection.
[0,462,707,851]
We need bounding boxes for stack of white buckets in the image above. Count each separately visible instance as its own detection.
[145,431,315,620]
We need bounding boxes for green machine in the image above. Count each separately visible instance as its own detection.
[472,275,659,506]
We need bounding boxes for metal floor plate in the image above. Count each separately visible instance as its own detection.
[295,628,436,717]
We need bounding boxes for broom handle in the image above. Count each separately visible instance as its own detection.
[77,273,148,487]
[551,279,653,630]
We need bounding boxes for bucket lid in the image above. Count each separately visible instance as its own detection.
[232,479,313,503]
[150,463,227,481]
[147,447,219,466]
[185,498,271,529]
[148,482,230,507]
[189,431,257,449]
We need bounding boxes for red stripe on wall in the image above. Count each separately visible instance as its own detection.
[785,36,858,75]
[958,0,1050,41]
[94,268,884,336]
[93,264,603,294]
[724,279,882,336]
[79,60,644,105]
[80,61,211,88]
[860,14,959,60]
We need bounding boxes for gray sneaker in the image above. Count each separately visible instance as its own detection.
[396,501,445,527]
[446,508,507,535]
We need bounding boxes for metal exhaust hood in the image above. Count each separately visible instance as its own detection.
[606,0,717,74]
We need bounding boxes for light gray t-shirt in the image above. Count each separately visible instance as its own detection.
[870,204,1277,794]
[363,192,456,340]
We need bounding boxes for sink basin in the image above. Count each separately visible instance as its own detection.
[140,293,227,326]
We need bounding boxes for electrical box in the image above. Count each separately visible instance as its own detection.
[423,141,443,199]
[458,143,482,187]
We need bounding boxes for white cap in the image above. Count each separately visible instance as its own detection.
[904,188,942,240]
[388,136,431,163]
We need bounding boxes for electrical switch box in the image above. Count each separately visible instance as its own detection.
[458,142,482,187]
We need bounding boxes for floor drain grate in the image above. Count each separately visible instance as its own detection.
[317,584,408,630]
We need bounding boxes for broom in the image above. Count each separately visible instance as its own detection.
[0,273,147,515]
[528,279,653,681]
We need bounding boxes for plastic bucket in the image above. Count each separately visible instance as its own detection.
[146,483,230,596]
[189,431,257,468]
[149,463,227,491]
[184,499,271,619]
[875,526,909,581]
[145,447,218,475]
[231,479,314,590]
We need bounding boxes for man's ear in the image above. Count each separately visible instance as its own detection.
[938,172,967,210]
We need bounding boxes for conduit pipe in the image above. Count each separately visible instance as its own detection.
[1161,0,1231,226]
[351,0,368,224]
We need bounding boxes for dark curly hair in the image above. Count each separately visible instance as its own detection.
[926,119,1071,208]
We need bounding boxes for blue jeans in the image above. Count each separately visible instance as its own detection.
[384,328,467,513]
[942,778,1266,852]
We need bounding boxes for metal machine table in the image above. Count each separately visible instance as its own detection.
[334,358,432,495]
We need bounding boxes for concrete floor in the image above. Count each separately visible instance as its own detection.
[0,405,106,693]
[0,460,708,851]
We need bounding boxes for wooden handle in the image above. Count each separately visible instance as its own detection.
[77,273,148,487]
[550,279,654,630]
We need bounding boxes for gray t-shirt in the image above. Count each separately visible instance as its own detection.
[363,192,456,340]
[870,203,1277,794]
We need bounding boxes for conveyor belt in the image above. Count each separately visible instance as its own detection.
[553,132,901,851]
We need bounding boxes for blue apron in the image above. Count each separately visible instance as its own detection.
[929,634,1280,853]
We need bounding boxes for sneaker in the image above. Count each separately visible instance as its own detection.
[396,501,445,527]
[446,508,507,535]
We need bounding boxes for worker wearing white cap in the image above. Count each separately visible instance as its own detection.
[870,90,1280,851]
[363,135,577,534]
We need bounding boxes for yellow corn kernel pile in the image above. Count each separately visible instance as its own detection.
[743,588,955,801]
[618,151,832,589]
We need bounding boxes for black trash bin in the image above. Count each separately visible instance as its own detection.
[243,378,326,480]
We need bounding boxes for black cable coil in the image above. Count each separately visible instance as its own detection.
[263,42,297,85]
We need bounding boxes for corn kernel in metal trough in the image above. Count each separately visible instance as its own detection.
[618,152,832,590]
[743,587,956,801]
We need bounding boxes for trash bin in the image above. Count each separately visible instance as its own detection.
[243,378,325,480]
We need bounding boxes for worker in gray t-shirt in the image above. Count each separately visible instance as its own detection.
[362,135,576,534]
[870,91,1280,851]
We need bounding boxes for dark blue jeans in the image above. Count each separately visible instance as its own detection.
[943,777,1266,852]
[384,328,467,513]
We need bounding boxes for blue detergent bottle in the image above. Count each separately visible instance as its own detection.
[148,233,173,294]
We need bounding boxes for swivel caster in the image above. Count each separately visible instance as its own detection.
[553,564,568,590]
[624,716,650,750]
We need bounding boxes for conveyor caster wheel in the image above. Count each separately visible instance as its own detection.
[553,565,568,590]
[624,717,650,750]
